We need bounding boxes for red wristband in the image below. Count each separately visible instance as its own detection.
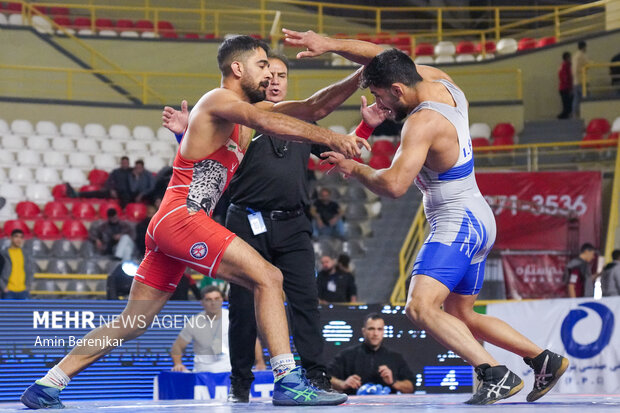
[355,120,374,140]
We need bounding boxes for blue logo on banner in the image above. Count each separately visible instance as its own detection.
[560,302,614,359]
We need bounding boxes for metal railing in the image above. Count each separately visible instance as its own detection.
[390,138,619,305]
[0,63,522,104]
[583,62,620,98]
[23,1,613,47]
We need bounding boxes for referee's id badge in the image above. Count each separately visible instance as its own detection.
[247,211,267,235]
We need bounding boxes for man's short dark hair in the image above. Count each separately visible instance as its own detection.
[120,156,129,161]
[562,51,571,60]
[135,159,144,166]
[268,51,289,72]
[11,229,24,237]
[580,242,595,253]
[106,208,118,218]
[612,249,620,261]
[201,285,225,300]
[217,35,269,77]
[578,41,586,50]
[363,312,385,326]
[361,48,423,89]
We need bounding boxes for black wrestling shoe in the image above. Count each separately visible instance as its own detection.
[308,371,334,392]
[524,350,569,402]
[464,364,523,405]
[227,378,251,403]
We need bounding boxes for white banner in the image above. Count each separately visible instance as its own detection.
[485,297,620,394]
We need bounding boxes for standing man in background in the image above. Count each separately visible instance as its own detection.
[572,41,589,118]
[162,52,385,402]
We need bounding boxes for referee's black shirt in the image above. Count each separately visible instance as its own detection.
[328,342,415,394]
[227,134,327,210]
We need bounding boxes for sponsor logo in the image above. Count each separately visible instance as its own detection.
[560,302,614,359]
[190,242,208,260]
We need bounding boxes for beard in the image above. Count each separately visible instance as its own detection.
[241,77,268,103]
[392,101,410,122]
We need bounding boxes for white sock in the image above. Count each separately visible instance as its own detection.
[37,365,70,390]
[270,353,296,381]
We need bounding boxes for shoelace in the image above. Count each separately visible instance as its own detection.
[299,369,321,392]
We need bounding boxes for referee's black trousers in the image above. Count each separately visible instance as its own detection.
[225,205,326,383]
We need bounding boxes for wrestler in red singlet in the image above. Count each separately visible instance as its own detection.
[135,125,245,292]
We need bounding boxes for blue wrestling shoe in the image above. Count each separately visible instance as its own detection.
[272,367,347,406]
[21,382,65,409]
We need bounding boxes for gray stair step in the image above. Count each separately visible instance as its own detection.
[519,119,584,144]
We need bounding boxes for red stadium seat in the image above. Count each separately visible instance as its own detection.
[62,220,89,240]
[474,41,496,54]
[99,201,122,219]
[333,33,348,39]
[537,36,556,48]
[16,201,41,219]
[368,154,392,169]
[586,118,611,136]
[73,17,92,29]
[4,220,31,237]
[456,41,475,54]
[372,32,392,45]
[49,7,69,16]
[53,16,71,27]
[249,34,262,39]
[581,132,604,149]
[80,184,100,192]
[72,201,97,220]
[157,20,175,31]
[492,135,515,146]
[33,220,62,240]
[356,33,372,42]
[116,19,134,30]
[393,32,412,55]
[135,20,154,31]
[95,18,114,29]
[184,33,200,39]
[125,203,147,222]
[518,37,536,51]
[88,169,109,186]
[6,3,23,13]
[414,43,434,56]
[44,201,70,219]
[162,32,179,39]
[52,184,68,200]
[371,140,397,156]
[204,33,216,40]
[492,123,515,139]
[471,137,491,148]
[33,5,47,14]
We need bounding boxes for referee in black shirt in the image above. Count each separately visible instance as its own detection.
[163,52,385,401]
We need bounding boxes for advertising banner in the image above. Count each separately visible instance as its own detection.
[501,253,569,299]
[476,171,601,250]
[486,297,620,393]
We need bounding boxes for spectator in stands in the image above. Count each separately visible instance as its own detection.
[601,249,620,296]
[328,313,414,395]
[311,187,345,239]
[317,255,357,304]
[564,242,597,298]
[572,41,590,118]
[557,51,573,119]
[610,51,620,93]
[71,156,133,207]
[0,229,34,299]
[128,159,155,203]
[135,204,157,258]
[89,208,135,261]
[171,286,231,373]
[144,166,173,206]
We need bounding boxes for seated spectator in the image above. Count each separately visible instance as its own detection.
[311,187,345,239]
[171,286,231,373]
[135,204,157,258]
[144,166,172,206]
[601,249,620,296]
[89,208,135,261]
[328,313,414,395]
[1,229,34,299]
[317,255,357,304]
[73,156,133,207]
[564,242,596,298]
[129,159,155,203]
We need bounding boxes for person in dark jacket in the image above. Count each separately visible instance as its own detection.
[557,51,573,119]
[564,243,596,298]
